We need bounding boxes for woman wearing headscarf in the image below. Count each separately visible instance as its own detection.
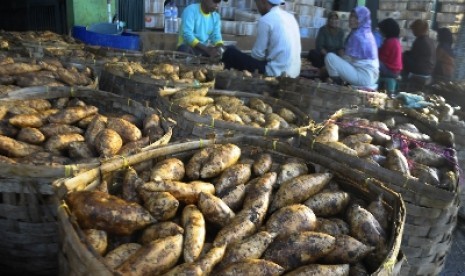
[402,19,436,77]
[324,6,379,90]
[378,18,403,78]
[307,11,345,68]
[433,27,455,81]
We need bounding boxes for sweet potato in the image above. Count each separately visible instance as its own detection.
[49,106,99,124]
[94,129,123,158]
[266,204,317,237]
[213,173,276,246]
[220,184,246,211]
[139,222,184,245]
[278,108,297,124]
[347,204,386,248]
[215,258,284,276]
[322,235,375,264]
[0,134,43,157]
[141,177,215,204]
[68,141,95,160]
[117,137,150,156]
[304,191,351,217]
[173,96,214,108]
[270,173,333,213]
[122,167,144,203]
[276,160,309,187]
[200,143,241,178]
[250,98,272,114]
[0,63,41,75]
[22,99,52,111]
[107,117,142,143]
[66,191,155,235]
[83,229,107,256]
[40,123,84,137]
[214,163,251,196]
[16,127,45,144]
[0,121,18,137]
[185,146,217,180]
[104,243,141,269]
[315,218,350,236]
[9,114,44,128]
[285,264,350,276]
[252,153,273,176]
[315,123,339,143]
[84,114,107,147]
[198,192,235,227]
[219,231,276,270]
[263,231,336,271]
[367,195,389,231]
[143,113,161,130]
[44,133,85,153]
[115,234,183,276]
[182,205,206,263]
[140,191,179,221]
[151,157,185,181]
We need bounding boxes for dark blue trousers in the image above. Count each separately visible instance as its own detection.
[221,46,267,74]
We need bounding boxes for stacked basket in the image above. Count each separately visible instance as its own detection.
[156,89,311,140]
[277,77,388,123]
[0,86,172,274]
[299,107,460,275]
[98,59,216,108]
[53,136,406,275]
[213,69,279,96]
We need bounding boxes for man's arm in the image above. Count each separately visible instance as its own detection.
[181,8,200,47]
[210,13,224,47]
[251,21,270,61]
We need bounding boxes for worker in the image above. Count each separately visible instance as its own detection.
[324,6,379,89]
[221,0,301,78]
[176,0,224,57]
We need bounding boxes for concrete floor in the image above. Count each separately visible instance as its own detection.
[440,218,465,275]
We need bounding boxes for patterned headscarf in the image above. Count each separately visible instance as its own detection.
[345,6,378,60]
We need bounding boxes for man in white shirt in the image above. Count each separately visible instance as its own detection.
[221,0,301,78]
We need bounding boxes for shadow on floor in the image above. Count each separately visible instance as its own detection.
[440,218,465,275]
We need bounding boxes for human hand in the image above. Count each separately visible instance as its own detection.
[206,46,221,57]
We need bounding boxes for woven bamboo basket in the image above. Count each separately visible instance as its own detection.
[21,41,86,59]
[299,107,460,276]
[98,62,216,107]
[0,86,172,275]
[85,45,144,61]
[277,77,388,123]
[156,89,311,140]
[213,70,279,96]
[0,57,99,93]
[143,50,219,65]
[53,135,406,276]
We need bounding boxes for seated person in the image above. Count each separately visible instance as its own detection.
[307,11,345,68]
[324,6,379,90]
[433,27,455,82]
[378,18,403,78]
[176,0,223,57]
[221,0,301,78]
[402,19,436,79]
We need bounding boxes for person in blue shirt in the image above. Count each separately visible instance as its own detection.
[176,0,224,57]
